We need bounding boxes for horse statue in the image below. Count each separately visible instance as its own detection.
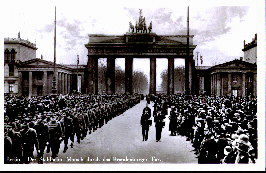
[129,21,134,33]
[148,21,152,33]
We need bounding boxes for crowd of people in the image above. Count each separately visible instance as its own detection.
[145,94,257,164]
[4,94,142,164]
[4,92,257,164]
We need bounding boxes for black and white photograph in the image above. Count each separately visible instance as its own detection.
[2,0,265,171]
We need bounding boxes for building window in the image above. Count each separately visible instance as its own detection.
[4,49,10,63]
[9,84,14,93]
[9,64,14,76]
[10,49,16,62]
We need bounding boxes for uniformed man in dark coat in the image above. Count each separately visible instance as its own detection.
[169,107,178,136]
[34,116,49,163]
[20,122,39,164]
[154,110,165,142]
[63,113,74,152]
[140,103,151,141]
[47,117,62,159]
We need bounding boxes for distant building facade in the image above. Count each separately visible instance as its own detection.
[242,33,257,64]
[4,35,85,97]
[195,34,257,97]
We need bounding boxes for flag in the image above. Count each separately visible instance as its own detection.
[200,55,203,64]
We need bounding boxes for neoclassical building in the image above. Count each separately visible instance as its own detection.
[195,34,257,97]
[4,35,85,97]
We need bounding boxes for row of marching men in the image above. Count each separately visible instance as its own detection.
[4,94,142,164]
[148,94,257,164]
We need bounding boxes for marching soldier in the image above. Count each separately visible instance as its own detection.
[20,122,39,164]
[154,110,165,142]
[34,116,49,164]
[140,103,152,141]
[47,117,62,159]
[62,113,74,152]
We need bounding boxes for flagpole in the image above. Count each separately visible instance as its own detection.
[52,6,57,95]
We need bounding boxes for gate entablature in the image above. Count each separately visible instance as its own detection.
[85,34,195,58]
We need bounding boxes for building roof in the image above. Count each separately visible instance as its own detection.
[4,37,37,50]
[242,34,257,51]
[209,59,256,71]
[17,58,77,71]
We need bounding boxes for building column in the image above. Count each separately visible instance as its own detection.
[242,73,246,97]
[125,57,133,94]
[64,73,67,94]
[87,56,98,94]
[106,58,116,94]
[210,75,213,95]
[167,57,174,95]
[18,71,23,96]
[60,72,63,94]
[57,72,60,94]
[253,73,257,97]
[29,71,32,98]
[43,71,48,96]
[149,57,156,94]
[67,74,70,93]
[228,73,232,96]
[185,57,193,95]
[94,58,98,94]
[217,73,221,96]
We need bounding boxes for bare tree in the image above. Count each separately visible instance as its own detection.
[160,66,185,93]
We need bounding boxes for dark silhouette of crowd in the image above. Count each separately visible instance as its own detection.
[148,94,257,164]
[4,94,142,164]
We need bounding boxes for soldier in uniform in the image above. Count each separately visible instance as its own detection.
[140,103,151,141]
[47,117,62,159]
[20,122,39,164]
[169,106,178,136]
[34,116,49,164]
[154,110,165,142]
[7,123,23,163]
[62,112,74,152]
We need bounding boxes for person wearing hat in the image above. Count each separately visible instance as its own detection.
[47,118,62,159]
[169,107,178,136]
[154,110,165,142]
[62,112,74,152]
[140,103,152,141]
[20,122,39,164]
[6,123,23,164]
[34,117,49,164]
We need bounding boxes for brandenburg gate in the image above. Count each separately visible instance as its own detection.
[85,10,196,95]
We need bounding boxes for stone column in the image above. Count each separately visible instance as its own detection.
[125,57,133,94]
[29,71,32,98]
[217,73,221,96]
[64,73,67,94]
[59,73,62,94]
[242,73,246,97]
[149,57,156,94]
[43,71,48,96]
[87,56,98,94]
[106,58,116,94]
[253,73,257,96]
[211,74,213,95]
[228,73,232,96]
[167,57,174,95]
[18,71,23,96]
[185,57,193,95]
[67,74,71,94]
[94,58,98,94]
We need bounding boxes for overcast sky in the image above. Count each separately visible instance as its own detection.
[2,0,261,88]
